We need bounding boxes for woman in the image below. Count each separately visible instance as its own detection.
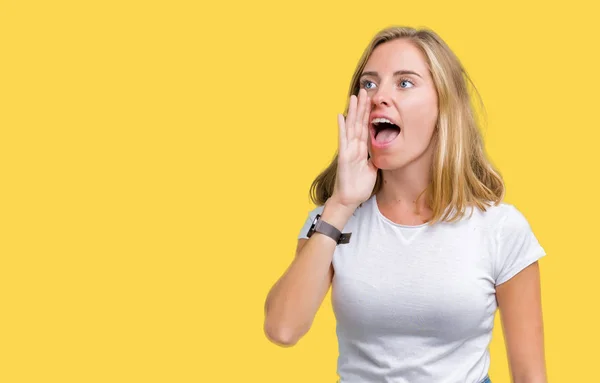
[263,26,547,383]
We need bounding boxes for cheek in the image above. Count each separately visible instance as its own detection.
[402,93,438,139]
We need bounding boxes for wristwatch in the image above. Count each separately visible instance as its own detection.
[306,214,352,244]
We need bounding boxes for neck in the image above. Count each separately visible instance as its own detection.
[378,169,431,212]
[376,145,435,215]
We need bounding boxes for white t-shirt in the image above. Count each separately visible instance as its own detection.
[298,194,546,383]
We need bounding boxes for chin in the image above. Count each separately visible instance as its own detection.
[370,141,435,171]
[371,154,409,170]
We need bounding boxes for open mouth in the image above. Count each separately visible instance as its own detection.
[372,120,401,144]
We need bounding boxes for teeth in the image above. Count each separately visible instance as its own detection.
[371,117,395,126]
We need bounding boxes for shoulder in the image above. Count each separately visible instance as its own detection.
[469,201,531,230]
[306,204,326,218]
[470,202,542,257]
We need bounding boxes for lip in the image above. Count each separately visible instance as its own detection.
[369,113,401,149]
[369,113,399,126]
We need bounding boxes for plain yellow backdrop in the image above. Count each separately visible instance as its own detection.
[1,0,599,382]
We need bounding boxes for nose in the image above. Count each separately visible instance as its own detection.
[371,85,392,107]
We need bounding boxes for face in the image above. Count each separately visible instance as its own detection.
[360,39,439,170]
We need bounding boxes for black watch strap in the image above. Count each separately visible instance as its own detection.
[306,214,352,244]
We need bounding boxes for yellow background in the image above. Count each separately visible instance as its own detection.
[1,0,598,382]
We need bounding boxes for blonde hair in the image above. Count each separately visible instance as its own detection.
[309,26,505,224]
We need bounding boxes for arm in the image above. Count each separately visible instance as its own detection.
[264,89,374,347]
[496,261,547,383]
[263,199,355,347]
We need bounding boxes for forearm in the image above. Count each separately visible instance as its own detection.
[264,199,355,345]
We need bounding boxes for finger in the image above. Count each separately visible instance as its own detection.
[354,89,366,139]
[346,94,357,141]
[361,96,371,143]
[337,113,347,152]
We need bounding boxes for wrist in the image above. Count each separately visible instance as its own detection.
[321,197,356,231]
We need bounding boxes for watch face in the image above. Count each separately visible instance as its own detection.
[307,214,321,237]
[313,214,321,226]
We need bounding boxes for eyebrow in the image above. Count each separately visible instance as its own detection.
[360,70,422,79]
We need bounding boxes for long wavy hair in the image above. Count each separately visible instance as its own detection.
[309,26,505,224]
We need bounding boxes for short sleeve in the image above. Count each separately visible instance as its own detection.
[493,205,547,286]
[297,205,325,239]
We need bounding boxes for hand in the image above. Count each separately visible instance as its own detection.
[331,89,378,209]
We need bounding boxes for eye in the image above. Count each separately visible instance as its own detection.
[360,80,377,90]
[399,79,415,89]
